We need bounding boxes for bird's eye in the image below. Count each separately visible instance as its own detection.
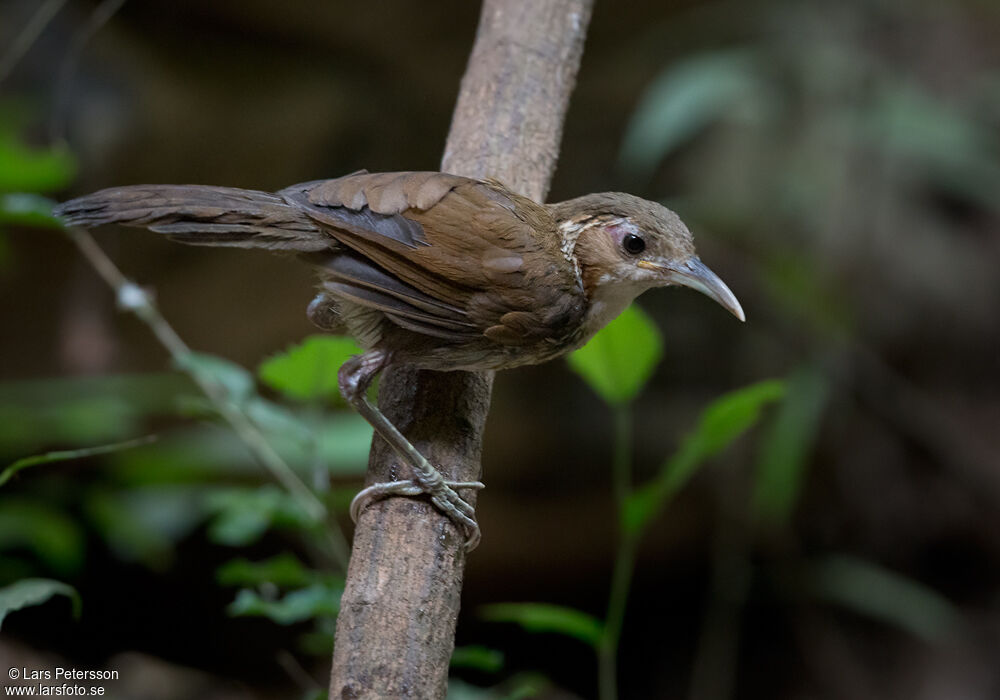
[622,233,646,255]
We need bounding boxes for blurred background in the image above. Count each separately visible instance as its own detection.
[1,0,998,698]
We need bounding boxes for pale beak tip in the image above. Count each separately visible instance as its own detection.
[716,288,745,323]
[664,256,746,323]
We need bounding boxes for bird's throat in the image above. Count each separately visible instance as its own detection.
[581,279,647,341]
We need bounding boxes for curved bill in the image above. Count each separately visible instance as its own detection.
[638,256,746,322]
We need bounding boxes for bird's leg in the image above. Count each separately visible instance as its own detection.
[339,351,485,551]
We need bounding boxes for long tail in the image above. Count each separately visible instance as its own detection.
[53,184,328,251]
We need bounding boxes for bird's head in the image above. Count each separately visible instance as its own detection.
[551,192,745,322]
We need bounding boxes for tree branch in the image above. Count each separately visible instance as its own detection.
[329,0,593,697]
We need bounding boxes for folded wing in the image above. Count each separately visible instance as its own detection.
[283,172,585,347]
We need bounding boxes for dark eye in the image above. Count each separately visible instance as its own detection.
[622,233,646,255]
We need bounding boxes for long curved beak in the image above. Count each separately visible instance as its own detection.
[638,256,746,322]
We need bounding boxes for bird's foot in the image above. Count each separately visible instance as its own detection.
[350,475,485,551]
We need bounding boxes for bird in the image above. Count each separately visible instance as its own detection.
[55,170,745,551]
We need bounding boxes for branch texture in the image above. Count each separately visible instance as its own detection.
[330,1,594,697]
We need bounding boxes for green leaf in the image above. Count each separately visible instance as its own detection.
[259,336,362,402]
[298,690,327,700]
[754,366,829,527]
[245,397,372,473]
[0,435,158,489]
[0,578,80,630]
[206,486,315,546]
[0,132,76,192]
[105,427,266,485]
[244,398,315,443]
[175,352,255,404]
[310,413,373,474]
[446,680,494,700]
[0,193,62,228]
[480,603,604,649]
[869,82,1000,210]
[624,379,785,534]
[0,500,85,575]
[0,397,138,455]
[450,645,505,673]
[217,553,316,588]
[805,555,959,642]
[567,304,663,405]
[448,674,552,700]
[85,487,206,569]
[298,627,335,657]
[620,50,764,179]
[228,581,343,625]
[106,416,370,484]
[208,496,274,546]
[0,373,197,454]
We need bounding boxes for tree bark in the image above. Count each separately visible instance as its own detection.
[329,1,593,697]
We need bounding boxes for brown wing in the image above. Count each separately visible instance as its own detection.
[281,172,585,346]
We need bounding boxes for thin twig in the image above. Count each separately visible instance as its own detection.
[65,226,351,569]
[49,0,129,144]
[0,0,69,88]
[0,434,158,489]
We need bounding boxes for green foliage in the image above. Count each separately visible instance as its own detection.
[228,581,343,625]
[0,373,196,454]
[0,500,85,576]
[206,486,317,546]
[754,367,829,527]
[620,50,765,179]
[217,553,319,588]
[804,555,959,642]
[448,674,552,700]
[0,578,80,630]
[450,645,505,673]
[105,416,369,485]
[243,400,372,475]
[169,350,371,476]
[176,352,256,404]
[567,304,663,405]
[0,394,137,454]
[259,335,362,403]
[105,427,271,484]
[298,690,327,700]
[480,603,604,649]
[871,82,1000,211]
[0,435,157,489]
[85,487,206,569]
[623,379,785,535]
[0,126,76,192]
[0,193,62,228]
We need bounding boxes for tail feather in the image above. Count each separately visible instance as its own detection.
[54,184,329,251]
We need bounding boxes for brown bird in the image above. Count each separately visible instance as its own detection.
[55,170,744,550]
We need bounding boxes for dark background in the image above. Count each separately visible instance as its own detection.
[1,0,998,698]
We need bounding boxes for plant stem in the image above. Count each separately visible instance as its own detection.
[611,404,632,509]
[599,403,637,700]
[65,226,351,570]
[600,531,639,700]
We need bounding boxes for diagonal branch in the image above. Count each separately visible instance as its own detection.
[329,0,594,697]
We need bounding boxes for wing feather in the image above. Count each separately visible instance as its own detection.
[285,171,585,347]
